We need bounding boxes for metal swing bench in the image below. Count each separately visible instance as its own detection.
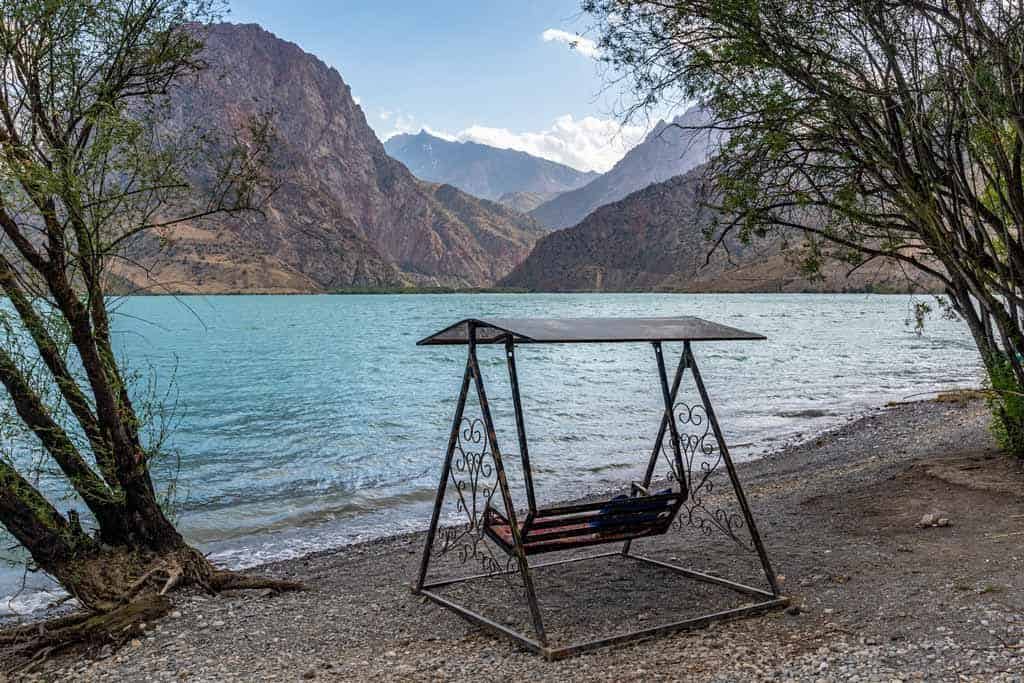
[413,317,788,660]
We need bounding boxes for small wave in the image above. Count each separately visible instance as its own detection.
[204,516,428,570]
[579,461,635,474]
[180,485,439,544]
[777,408,833,419]
[0,588,72,619]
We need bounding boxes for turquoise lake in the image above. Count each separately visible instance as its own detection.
[0,293,982,614]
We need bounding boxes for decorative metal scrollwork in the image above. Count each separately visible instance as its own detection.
[433,417,515,577]
[664,402,753,551]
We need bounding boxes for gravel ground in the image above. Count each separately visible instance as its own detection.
[9,397,1024,682]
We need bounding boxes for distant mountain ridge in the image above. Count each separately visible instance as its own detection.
[504,166,939,293]
[496,191,560,213]
[117,23,545,293]
[384,130,598,203]
[529,106,715,229]
[113,24,929,295]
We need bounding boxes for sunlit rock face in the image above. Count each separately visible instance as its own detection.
[504,166,941,294]
[121,23,544,293]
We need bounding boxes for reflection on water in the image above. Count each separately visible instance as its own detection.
[0,293,981,614]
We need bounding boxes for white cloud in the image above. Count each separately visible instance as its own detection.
[423,126,457,142]
[456,115,647,173]
[378,109,458,142]
[378,110,650,173]
[353,96,361,105]
[377,109,420,138]
[541,29,600,59]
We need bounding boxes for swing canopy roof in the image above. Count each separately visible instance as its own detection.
[417,316,765,346]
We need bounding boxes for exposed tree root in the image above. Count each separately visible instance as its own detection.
[116,551,200,604]
[0,594,171,674]
[113,555,305,599]
[0,549,304,675]
[0,612,92,645]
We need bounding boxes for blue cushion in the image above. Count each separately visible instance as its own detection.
[589,490,674,529]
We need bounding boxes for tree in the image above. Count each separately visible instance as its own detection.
[585,0,1024,455]
[0,0,297,643]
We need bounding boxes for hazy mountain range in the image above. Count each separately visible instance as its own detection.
[111,23,929,294]
[528,106,715,229]
[496,191,561,213]
[384,131,598,204]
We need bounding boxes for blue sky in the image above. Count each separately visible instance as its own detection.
[226,1,659,171]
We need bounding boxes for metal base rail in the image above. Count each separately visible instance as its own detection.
[415,551,789,661]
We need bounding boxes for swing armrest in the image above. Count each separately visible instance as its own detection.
[484,505,508,528]
[630,482,650,496]
[484,505,534,530]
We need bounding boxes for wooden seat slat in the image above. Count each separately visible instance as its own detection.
[482,491,685,556]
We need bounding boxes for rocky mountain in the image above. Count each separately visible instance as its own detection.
[383,131,597,204]
[117,23,545,293]
[502,167,938,293]
[496,191,559,213]
[528,106,714,230]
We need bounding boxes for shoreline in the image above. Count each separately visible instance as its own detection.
[261,389,980,571]
[0,399,847,622]
[14,395,1024,681]
[0,383,977,627]
[107,288,930,297]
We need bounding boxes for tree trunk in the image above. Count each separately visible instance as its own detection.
[47,544,215,614]
[0,11,300,666]
[0,460,205,611]
[946,275,1024,459]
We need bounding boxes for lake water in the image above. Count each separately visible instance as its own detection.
[0,293,983,615]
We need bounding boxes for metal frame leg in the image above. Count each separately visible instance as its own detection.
[468,333,547,644]
[687,343,782,596]
[416,325,547,645]
[415,356,473,592]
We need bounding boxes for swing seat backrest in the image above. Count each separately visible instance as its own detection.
[483,489,686,556]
